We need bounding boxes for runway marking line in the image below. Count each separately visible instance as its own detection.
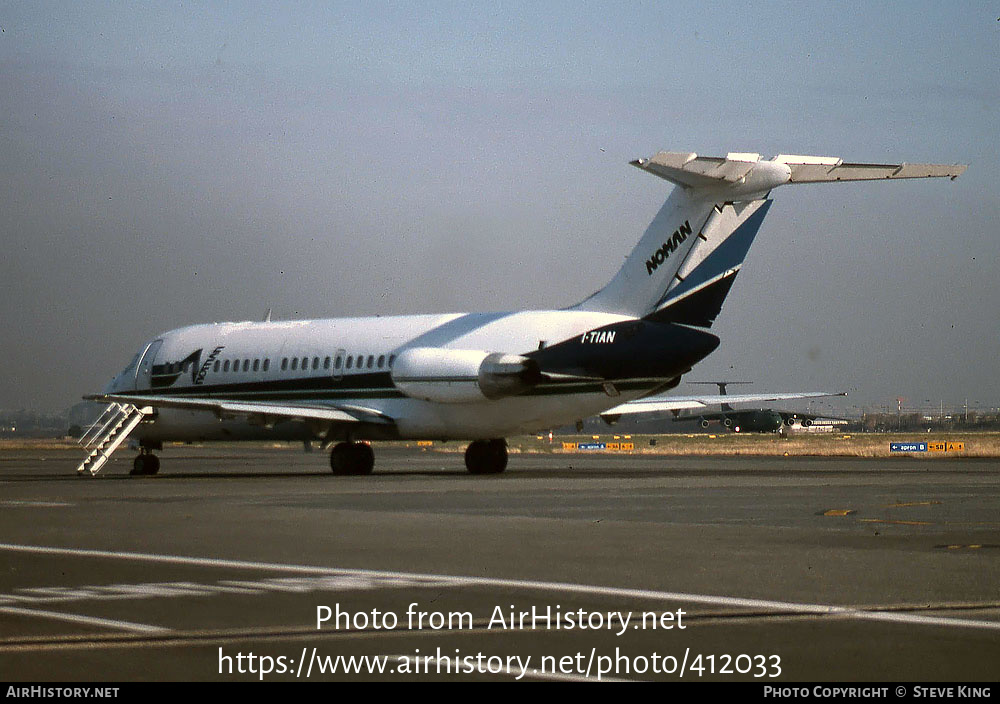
[1,542,998,635]
[858,519,934,526]
[0,500,73,507]
[0,606,168,634]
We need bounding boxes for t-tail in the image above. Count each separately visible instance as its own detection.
[573,151,966,326]
[690,380,752,413]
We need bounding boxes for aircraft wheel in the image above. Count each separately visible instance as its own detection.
[352,442,375,475]
[465,439,508,475]
[330,442,375,475]
[330,443,351,474]
[130,453,159,476]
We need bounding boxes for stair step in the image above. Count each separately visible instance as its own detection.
[75,403,151,476]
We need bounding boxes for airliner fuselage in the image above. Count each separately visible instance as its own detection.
[107,310,702,443]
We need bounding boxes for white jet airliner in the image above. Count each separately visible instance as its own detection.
[79,150,965,476]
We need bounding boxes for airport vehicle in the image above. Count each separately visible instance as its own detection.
[80,150,964,476]
[669,382,847,433]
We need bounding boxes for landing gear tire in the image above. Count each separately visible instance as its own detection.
[465,439,508,475]
[130,453,160,476]
[329,442,375,475]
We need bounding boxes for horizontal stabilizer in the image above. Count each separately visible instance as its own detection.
[634,151,967,192]
[631,152,758,188]
[775,155,968,183]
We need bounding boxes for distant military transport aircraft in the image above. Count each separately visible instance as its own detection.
[668,382,848,433]
[78,151,965,476]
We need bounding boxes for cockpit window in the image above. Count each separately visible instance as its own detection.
[118,351,142,380]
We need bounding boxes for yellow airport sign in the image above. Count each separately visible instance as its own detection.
[562,442,577,450]
[928,442,946,452]
[947,441,965,452]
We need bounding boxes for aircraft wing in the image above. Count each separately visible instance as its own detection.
[85,393,395,426]
[600,391,846,421]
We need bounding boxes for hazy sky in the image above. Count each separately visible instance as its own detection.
[2,1,997,415]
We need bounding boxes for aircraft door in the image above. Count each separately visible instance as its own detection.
[332,348,346,381]
[134,340,163,390]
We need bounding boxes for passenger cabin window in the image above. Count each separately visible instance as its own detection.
[253,359,259,372]
[243,360,249,372]
[335,356,343,369]
[389,354,396,368]
[323,356,330,370]
[281,358,287,371]
[223,360,230,372]
[263,359,270,372]
[214,360,220,372]
[291,358,298,370]
[367,355,374,369]
[377,355,385,369]
[346,356,353,369]
[312,357,319,370]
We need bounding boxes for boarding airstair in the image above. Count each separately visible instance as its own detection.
[76,402,151,476]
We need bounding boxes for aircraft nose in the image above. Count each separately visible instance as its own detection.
[103,366,131,394]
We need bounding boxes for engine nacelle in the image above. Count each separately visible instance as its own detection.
[391,347,541,403]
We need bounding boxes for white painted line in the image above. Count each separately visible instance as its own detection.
[0,542,351,574]
[0,606,170,634]
[854,611,1000,631]
[0,501,73,507]
[1,542,997,633]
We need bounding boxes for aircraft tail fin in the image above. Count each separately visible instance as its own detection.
[690,380,752,412]
[573,151,966,325]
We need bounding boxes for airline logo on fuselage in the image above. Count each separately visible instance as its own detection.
[645,220,692,275]
[194,346,225,385]
[150,346,224,387]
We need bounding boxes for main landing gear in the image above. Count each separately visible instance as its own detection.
[329,442,375,475]
[464,439,508,475]
[130,449,160,476]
